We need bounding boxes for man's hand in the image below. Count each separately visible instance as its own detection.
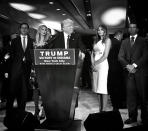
[4,53,10,60]
[23,56,26,62]
[126,64,136,73]
[91,64,97,72]
[79,51,85,60]
[4,73,8,78]
[130,68,137,73]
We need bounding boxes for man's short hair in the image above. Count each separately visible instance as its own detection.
[128,22,139,29]
[19,22,29,29]
[61,19,74,28]
[114,30,123,36]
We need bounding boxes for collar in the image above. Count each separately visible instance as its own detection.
[130,34,137,40]
[114,37,119,41]
[20,35,28,38]
[64,32,68,37]
[64,32,71,37]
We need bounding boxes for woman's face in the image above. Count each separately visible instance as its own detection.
[40,26,47,36]
[97,26,106,37]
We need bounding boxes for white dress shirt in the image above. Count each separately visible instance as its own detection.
[64,32,69,49]
[130,34,137,43]
[20,35,28,50]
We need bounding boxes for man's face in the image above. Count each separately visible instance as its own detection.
[20,24,29,36]
[63,22,74,35]
[128,24,138,36]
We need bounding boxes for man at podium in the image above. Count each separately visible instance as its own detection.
[33,18,86,129]
[49,18,86,88]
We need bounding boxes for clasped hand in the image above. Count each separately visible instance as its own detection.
[126,64,137,73]
[34,42,47,48]
[91,63,97,72]
[4,53,10,60]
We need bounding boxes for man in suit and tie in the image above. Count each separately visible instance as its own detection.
[6,23,34,116]
[49,19,85,110]
[118,22,148,124]
[50,18,86,88]
[49,19,85,50]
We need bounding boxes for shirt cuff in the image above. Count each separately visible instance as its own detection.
[132,63,138,68]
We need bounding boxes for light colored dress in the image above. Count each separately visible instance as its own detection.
[92,40,109,94]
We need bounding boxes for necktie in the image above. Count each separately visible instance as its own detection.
[130,36,135,47]
[22,36,26,51]
[67,35,70,49]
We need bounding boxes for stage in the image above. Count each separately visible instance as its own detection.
[0,89,144,131]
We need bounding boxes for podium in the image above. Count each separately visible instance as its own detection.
[33,49,80,130]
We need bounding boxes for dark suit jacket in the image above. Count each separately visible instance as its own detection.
[48,32,85,52]
[10,36,34,87]
[108,37,125,100]
[118,36,148,73]
[108,37,122,72]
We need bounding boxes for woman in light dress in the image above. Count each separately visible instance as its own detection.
[91,24,111,112]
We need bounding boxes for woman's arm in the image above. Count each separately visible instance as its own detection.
[94,38,111,66]
[91,50,94,65]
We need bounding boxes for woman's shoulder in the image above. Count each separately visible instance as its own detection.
[105,37,111,44]
[95,40,102,45]
[106,37,111,41]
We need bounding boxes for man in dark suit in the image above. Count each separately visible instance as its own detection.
[49,19,85,50]
[50,18,86,88]
[6,23,34,115]
[118,23,148,124]
[49,19,85,111]
[108,30,125,111]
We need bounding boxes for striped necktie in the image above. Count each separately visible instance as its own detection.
[130,36,135,47]
[67,35,70,49]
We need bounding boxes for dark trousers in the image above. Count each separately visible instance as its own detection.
[6,73,28,115]
[126,71,148,121]
[108,69,126,110]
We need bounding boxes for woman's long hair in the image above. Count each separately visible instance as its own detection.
[96,24,109,43]
[35,25,50,44]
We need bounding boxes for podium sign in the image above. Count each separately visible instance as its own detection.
[34,49,75,65]
[33,49,79,129]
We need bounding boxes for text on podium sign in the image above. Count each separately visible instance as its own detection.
[34,49,75,65]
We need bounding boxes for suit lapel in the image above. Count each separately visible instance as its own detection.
[25,36,32,52]
[18,36,28,52]
[25,37,29,52]
[130,37,139,56]
[61,32,65,48]
[17,36,24,52]
[69,33,75,48]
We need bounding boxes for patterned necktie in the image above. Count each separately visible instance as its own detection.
[22,36,26,51]
[130,36,135,47]
[67,35,70,49]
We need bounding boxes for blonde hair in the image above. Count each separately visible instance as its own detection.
[61,19,74,29]
[35,25,50,44]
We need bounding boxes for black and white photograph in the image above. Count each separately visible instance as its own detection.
[0,0,148,131]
